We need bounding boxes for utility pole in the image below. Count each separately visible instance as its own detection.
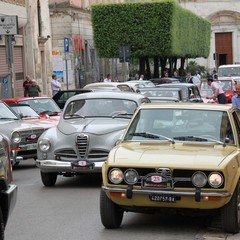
[0,15,18,98]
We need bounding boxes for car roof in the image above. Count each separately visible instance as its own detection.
[157,83,196,87]
[138,102,234,111]
[66,91,149,102]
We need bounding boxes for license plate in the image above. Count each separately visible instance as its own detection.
[149,194,176,203]
[71,160,94,171]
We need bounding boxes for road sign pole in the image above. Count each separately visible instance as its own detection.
[5,35,14,97]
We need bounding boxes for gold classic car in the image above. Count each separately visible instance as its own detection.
[100,103,240,233]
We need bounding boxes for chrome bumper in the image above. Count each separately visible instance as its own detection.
[36,159,104,173]
[102,186,231,198]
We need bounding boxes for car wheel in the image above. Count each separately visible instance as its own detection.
[221,181,240,233]
[0,208,4,240]
[40,171,57,187]
[100,188,123,229]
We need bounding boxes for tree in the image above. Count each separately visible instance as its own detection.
[91,0,211,77]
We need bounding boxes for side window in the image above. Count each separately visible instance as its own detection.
[233,111,240,144]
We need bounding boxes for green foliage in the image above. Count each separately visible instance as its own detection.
[186,61,207,77]
[91,0,211,59]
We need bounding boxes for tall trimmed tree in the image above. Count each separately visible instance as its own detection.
[91,0,211,78]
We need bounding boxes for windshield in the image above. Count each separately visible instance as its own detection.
[218,66,240,77]
[19,98,61,114]
[64,98,138,119]
[140,89,180,99]
[124,108,234,145]
[216,80,235,91]
[0,103,19,120]
[11,105,40,118]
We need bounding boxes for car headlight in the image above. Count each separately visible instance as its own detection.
[192,171,207,188]
[12,131,21,143]
[124,169,139,184]
[38,139,51,152]
[208,172,223,188]
[109,168,123,184]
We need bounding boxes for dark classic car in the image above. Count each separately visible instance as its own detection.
[100,103,240,233]
[0,101,56,165]
[149,77,180,85]
[36,91,150,186]
[0,133,17,239]
[52,89,92,110]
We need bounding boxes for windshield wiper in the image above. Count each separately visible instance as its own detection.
[0,117,19,120]
[130,132,175,143]
[112,113,133,119]
[173,135,226,146]
[64,114,85,119]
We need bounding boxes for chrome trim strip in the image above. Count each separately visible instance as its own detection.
[102,186,231,198]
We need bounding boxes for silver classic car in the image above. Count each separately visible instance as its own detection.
[0,101,56,165]
[36,91,150,186]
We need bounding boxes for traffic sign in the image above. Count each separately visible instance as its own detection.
[64,37,69,53]
[0,16,18,35]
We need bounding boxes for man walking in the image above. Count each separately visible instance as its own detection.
[27,79,41,97]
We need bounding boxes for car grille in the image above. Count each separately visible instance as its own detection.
[107,168,225,189]
[88,149,109,159]
[76,134,88,158]
[19,129,45,146]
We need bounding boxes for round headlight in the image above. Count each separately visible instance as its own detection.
[12,131,21,143]
[208,172,223,188]
[109,168,123,184]
[192,171,207,188]
[124,169,139,184]
[38,139,51,152]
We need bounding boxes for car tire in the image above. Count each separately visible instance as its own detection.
[40,171,57,187]
[0,208,4,240]
[221,181,240,233]
[100,188,123,229]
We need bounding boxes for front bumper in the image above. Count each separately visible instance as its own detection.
[0,184,17,225]
[36,159,104,173]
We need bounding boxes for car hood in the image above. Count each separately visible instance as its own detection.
[58,118,129,135]
[0,119,54,135]
[110,142,236,168]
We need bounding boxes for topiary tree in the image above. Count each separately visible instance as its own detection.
[91,0,211,78]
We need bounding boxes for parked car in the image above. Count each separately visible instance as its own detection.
[149,77,180,85]
[52,89,92,110]
[138,87,183,102]
[0,133,17,239]
[83,82,136,92]
[2,97,62,121]
[100,102,240,233]
[157,83,203,102]
[0,101,56,165]
[9,103,59,125]
[36,91,150,186]
[127,80,155,88]
[200,77,236,103]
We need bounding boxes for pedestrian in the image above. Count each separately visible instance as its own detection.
[134,72,139,80]
[104,74,111,82]
[212,70,218,80]
[232,84,240,109]
[206,76,227,104]
[26,79,41,97]
[51,74,61,96]
[139,74,144,80]
[195,71,201,79]
[23,75,32,97]
[186,72,193,83]
[98,74,104,82]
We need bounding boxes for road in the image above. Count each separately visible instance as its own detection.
[5,159,240,240]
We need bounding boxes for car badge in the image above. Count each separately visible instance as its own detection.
[30,134,37,139]
[78,161,87,166]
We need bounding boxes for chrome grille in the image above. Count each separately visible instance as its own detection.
[55,149,77,159]
[76,134,88,158]
[88,150,109,159]
[18,129,45,145]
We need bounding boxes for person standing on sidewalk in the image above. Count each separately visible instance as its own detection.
[23,75,32,97]
[51,74,61,96]
[26,79,41,97]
